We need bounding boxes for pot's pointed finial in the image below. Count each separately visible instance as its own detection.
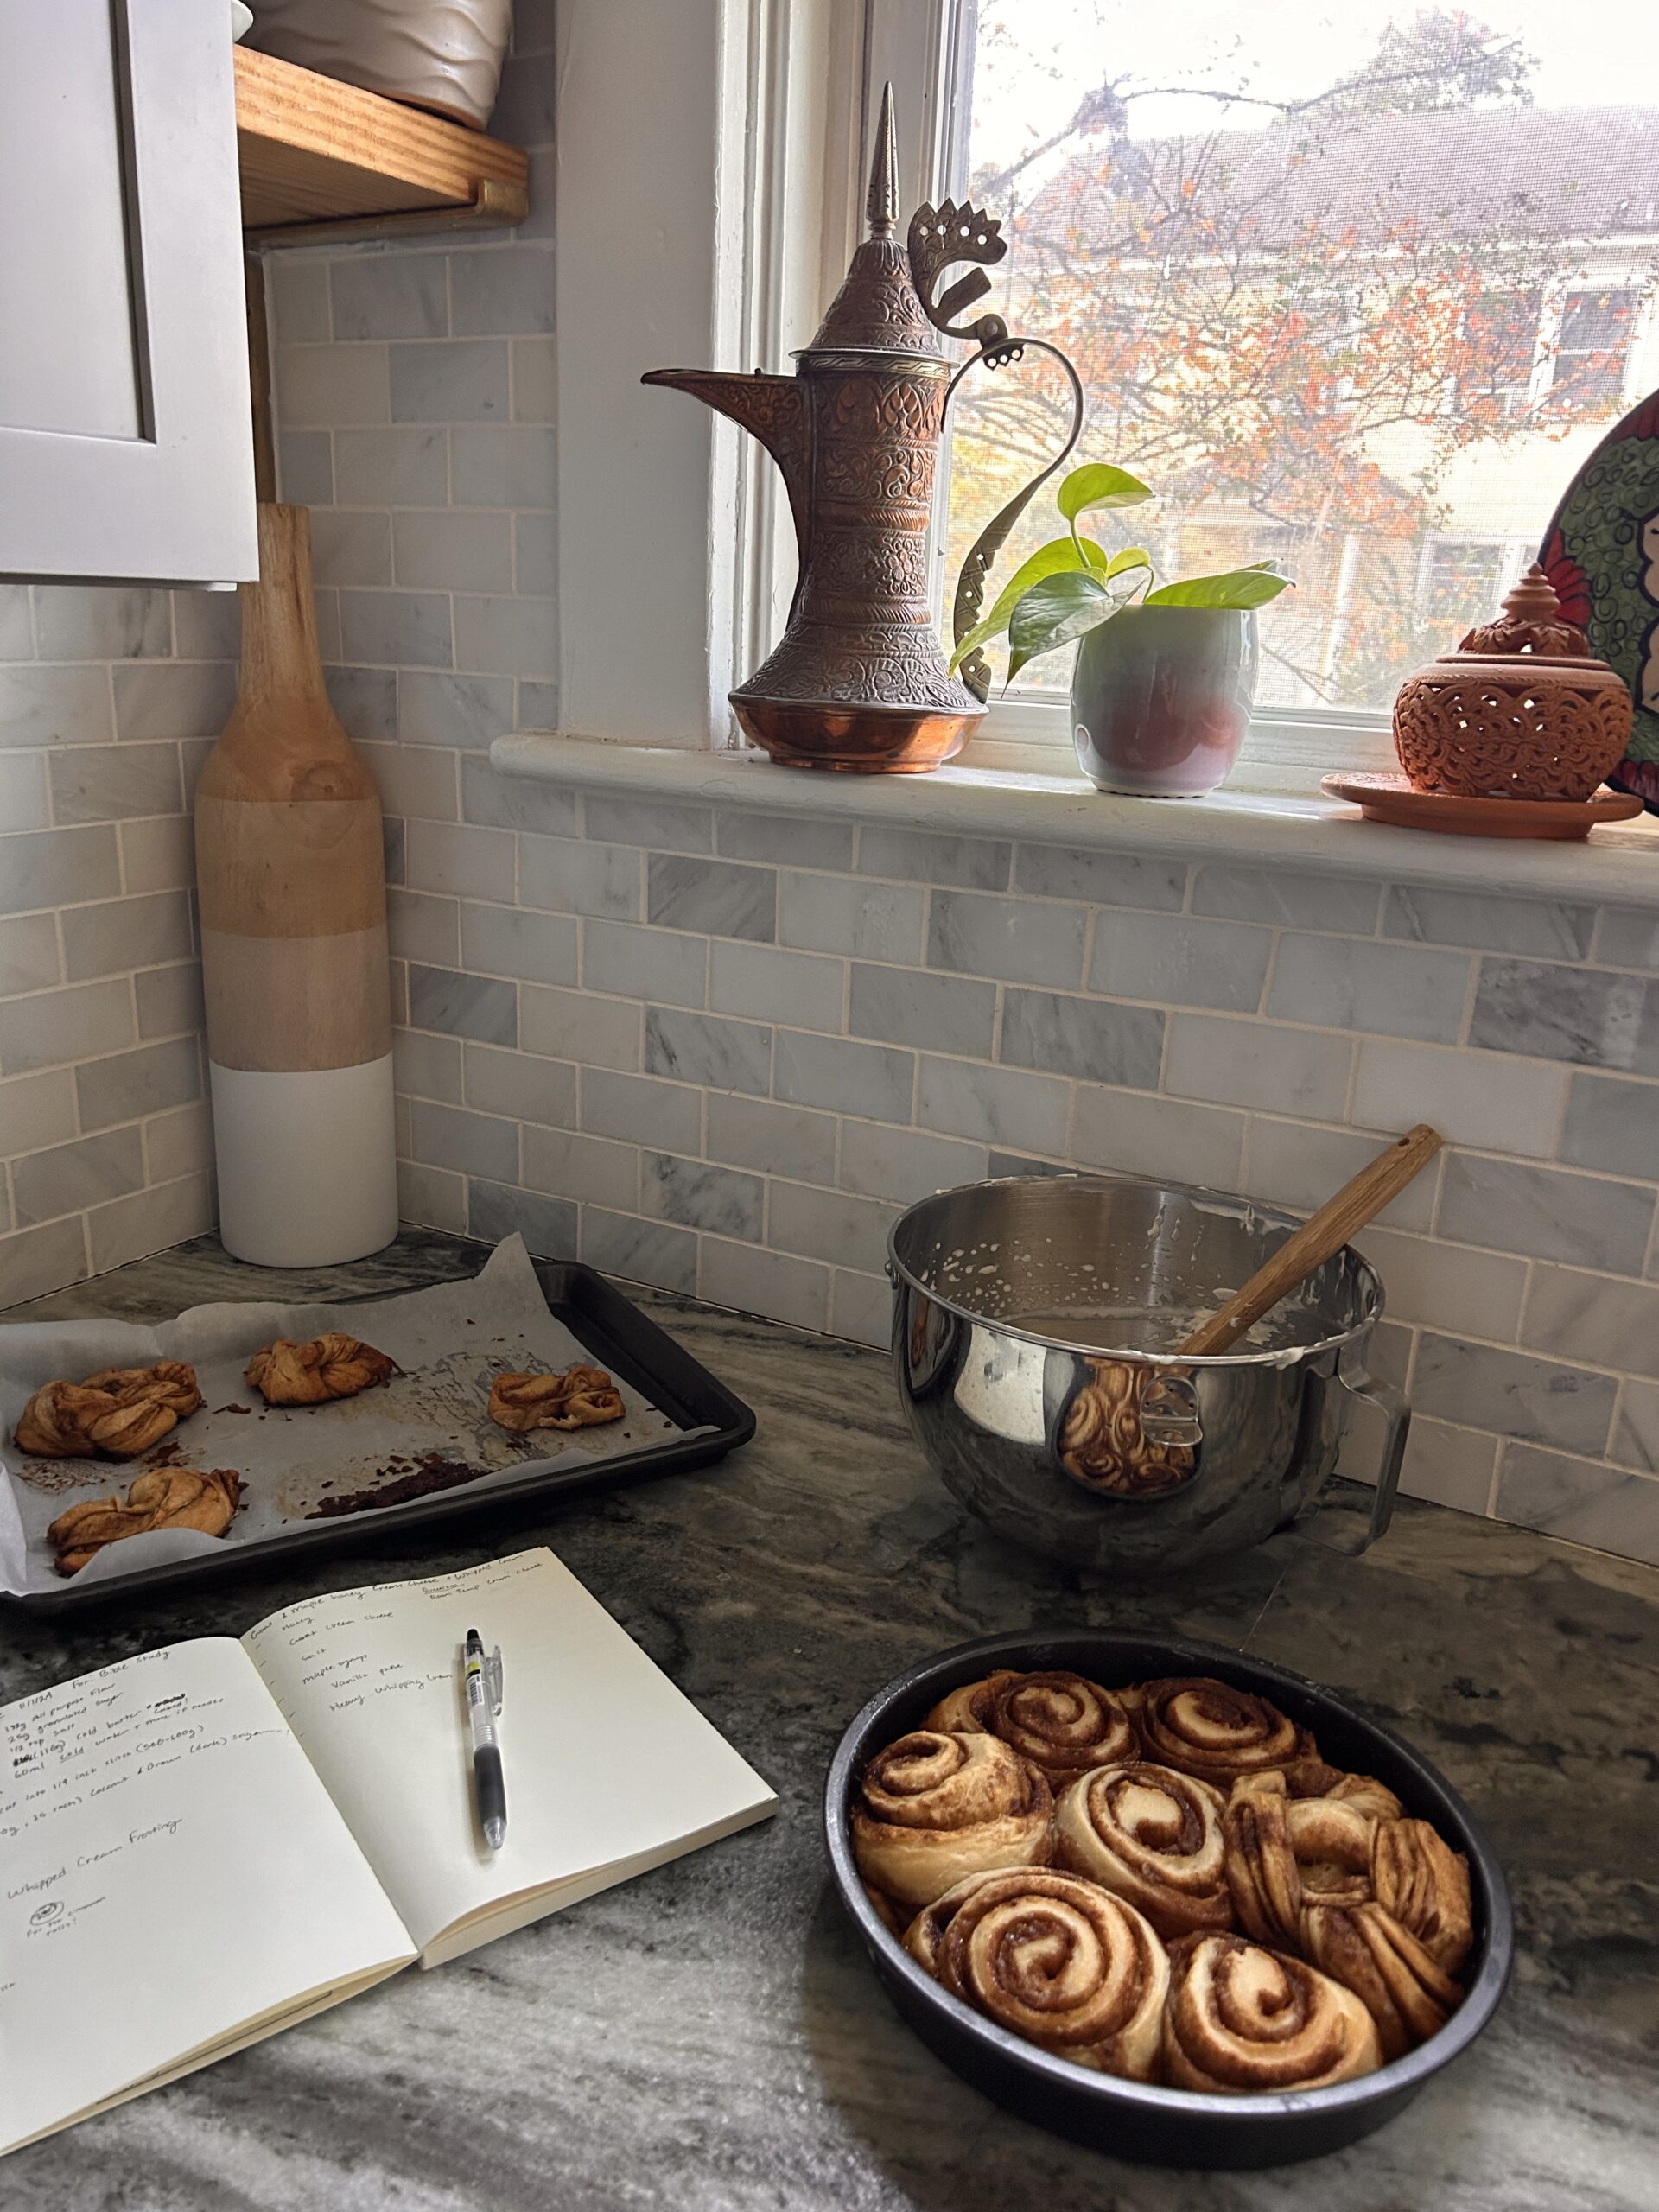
[867,80,899,237]
[805,80,938,353]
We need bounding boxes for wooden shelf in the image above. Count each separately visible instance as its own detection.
[234,47,529,246]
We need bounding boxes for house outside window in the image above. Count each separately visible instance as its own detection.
[891,0,1659,752]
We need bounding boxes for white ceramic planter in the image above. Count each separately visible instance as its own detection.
[248,0,512,130]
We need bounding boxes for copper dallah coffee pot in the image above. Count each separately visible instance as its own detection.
[644,86,1083,772]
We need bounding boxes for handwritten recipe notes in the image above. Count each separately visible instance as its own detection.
[0,1550,776,2154]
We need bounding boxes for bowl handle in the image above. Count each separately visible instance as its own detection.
[1301,1365,1409,1556]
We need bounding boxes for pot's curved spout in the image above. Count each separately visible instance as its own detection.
[640,371,810,561]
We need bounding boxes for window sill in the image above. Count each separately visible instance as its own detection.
[490,729,1659,909]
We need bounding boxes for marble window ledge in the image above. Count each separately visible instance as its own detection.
[492,732,1659,911]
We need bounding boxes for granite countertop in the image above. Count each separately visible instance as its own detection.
[3,1230,1655,2212]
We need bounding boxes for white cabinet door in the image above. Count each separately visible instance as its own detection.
[0,0,257,585]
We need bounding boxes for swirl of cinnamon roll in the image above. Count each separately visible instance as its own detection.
[1371,1818,1474,1975]
[970,1671,1141,1786]
[1224,1773,1379,1945]
[1053,1764,1232,1939]
[906,1867,1169,2080]
[923,1669,1022,1736]
[851,1731,1053,1910]
[1162,1932,1382,2093]
[1301,1902,1462,2061]
[1058,1362,1195,1494]
[1133,1677,1315,1787]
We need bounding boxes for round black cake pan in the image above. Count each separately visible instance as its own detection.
[823,1629,1511,2170]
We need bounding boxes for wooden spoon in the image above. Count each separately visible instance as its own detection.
[1180,1122,1443,1357]
[1059,1124,1443,1482]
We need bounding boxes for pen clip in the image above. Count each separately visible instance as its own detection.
[486,1647,505,1715]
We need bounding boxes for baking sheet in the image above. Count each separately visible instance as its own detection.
[0,1236,711,1598]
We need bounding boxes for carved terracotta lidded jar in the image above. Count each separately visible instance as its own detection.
[644,87,1066,772]
[1392,563,1634,801]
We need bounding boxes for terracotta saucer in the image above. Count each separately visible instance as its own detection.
[1319,772,1644,840]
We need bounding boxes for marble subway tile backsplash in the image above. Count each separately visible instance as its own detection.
[383,782,1659,1570]
[0,580,216,1306]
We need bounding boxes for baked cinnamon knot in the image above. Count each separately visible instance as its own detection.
[1132,1676,1314,1788]
[925,1669,1136,1787]
[1222,1773,1304,1949]
[16,1382,122,1459]
[1224,1772,1380,1947]
[1287,1797,1377,1905]
[487,1365,624,1433]
[1300,1902,1462,2061]
[1053,1763,1231,1940]
[245,1333,397,1406]
[15,1361,203,1460]
[1162,1931,1382,2093]
[1371,1817,1474,1975]
[905,1868,1169,2080]
[48,1466,242,1575]
[1281,1758,1405,1827]
[850,1731,1052,1910]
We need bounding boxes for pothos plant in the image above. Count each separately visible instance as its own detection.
[950,464,1294,685]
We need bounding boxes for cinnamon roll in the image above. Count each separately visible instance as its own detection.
[923,1669,1022,1735]
[906,1867,1169,2081]
[1301,1902,1462,2061]
[850,1731,1053,1910]
[944,1670,1138,1787]
[1058,1361,1196,1494]
[1162,1932,1382,2092]
[245,1334,396,1406]
[1371,1818,1474,1975]
[1054,1764,1232,1940]
[1133,1677,1315,1787]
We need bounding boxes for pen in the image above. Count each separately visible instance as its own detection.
[462,1627,506,1851]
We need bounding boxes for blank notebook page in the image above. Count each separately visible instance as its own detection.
[242,1548,777,1961]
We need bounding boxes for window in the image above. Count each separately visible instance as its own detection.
[1459,290,1543,418]
[899,0,1659,745]
[1548,287,1640,411]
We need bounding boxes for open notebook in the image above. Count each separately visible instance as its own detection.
[0,1548,776,2155]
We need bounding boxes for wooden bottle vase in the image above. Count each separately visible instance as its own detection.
[194,502,398,1265]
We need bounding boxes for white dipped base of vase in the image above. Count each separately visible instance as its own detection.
[209,1055,399,1268]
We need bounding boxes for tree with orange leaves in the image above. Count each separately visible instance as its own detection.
[945,11,1632,707]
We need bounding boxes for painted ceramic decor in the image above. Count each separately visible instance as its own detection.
[1541,388,1659,810]
[247,0,511,130]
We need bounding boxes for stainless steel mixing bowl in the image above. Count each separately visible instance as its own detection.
[887,1173,1406,1573]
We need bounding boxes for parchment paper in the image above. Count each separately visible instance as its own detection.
[0,1236,711,1597]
